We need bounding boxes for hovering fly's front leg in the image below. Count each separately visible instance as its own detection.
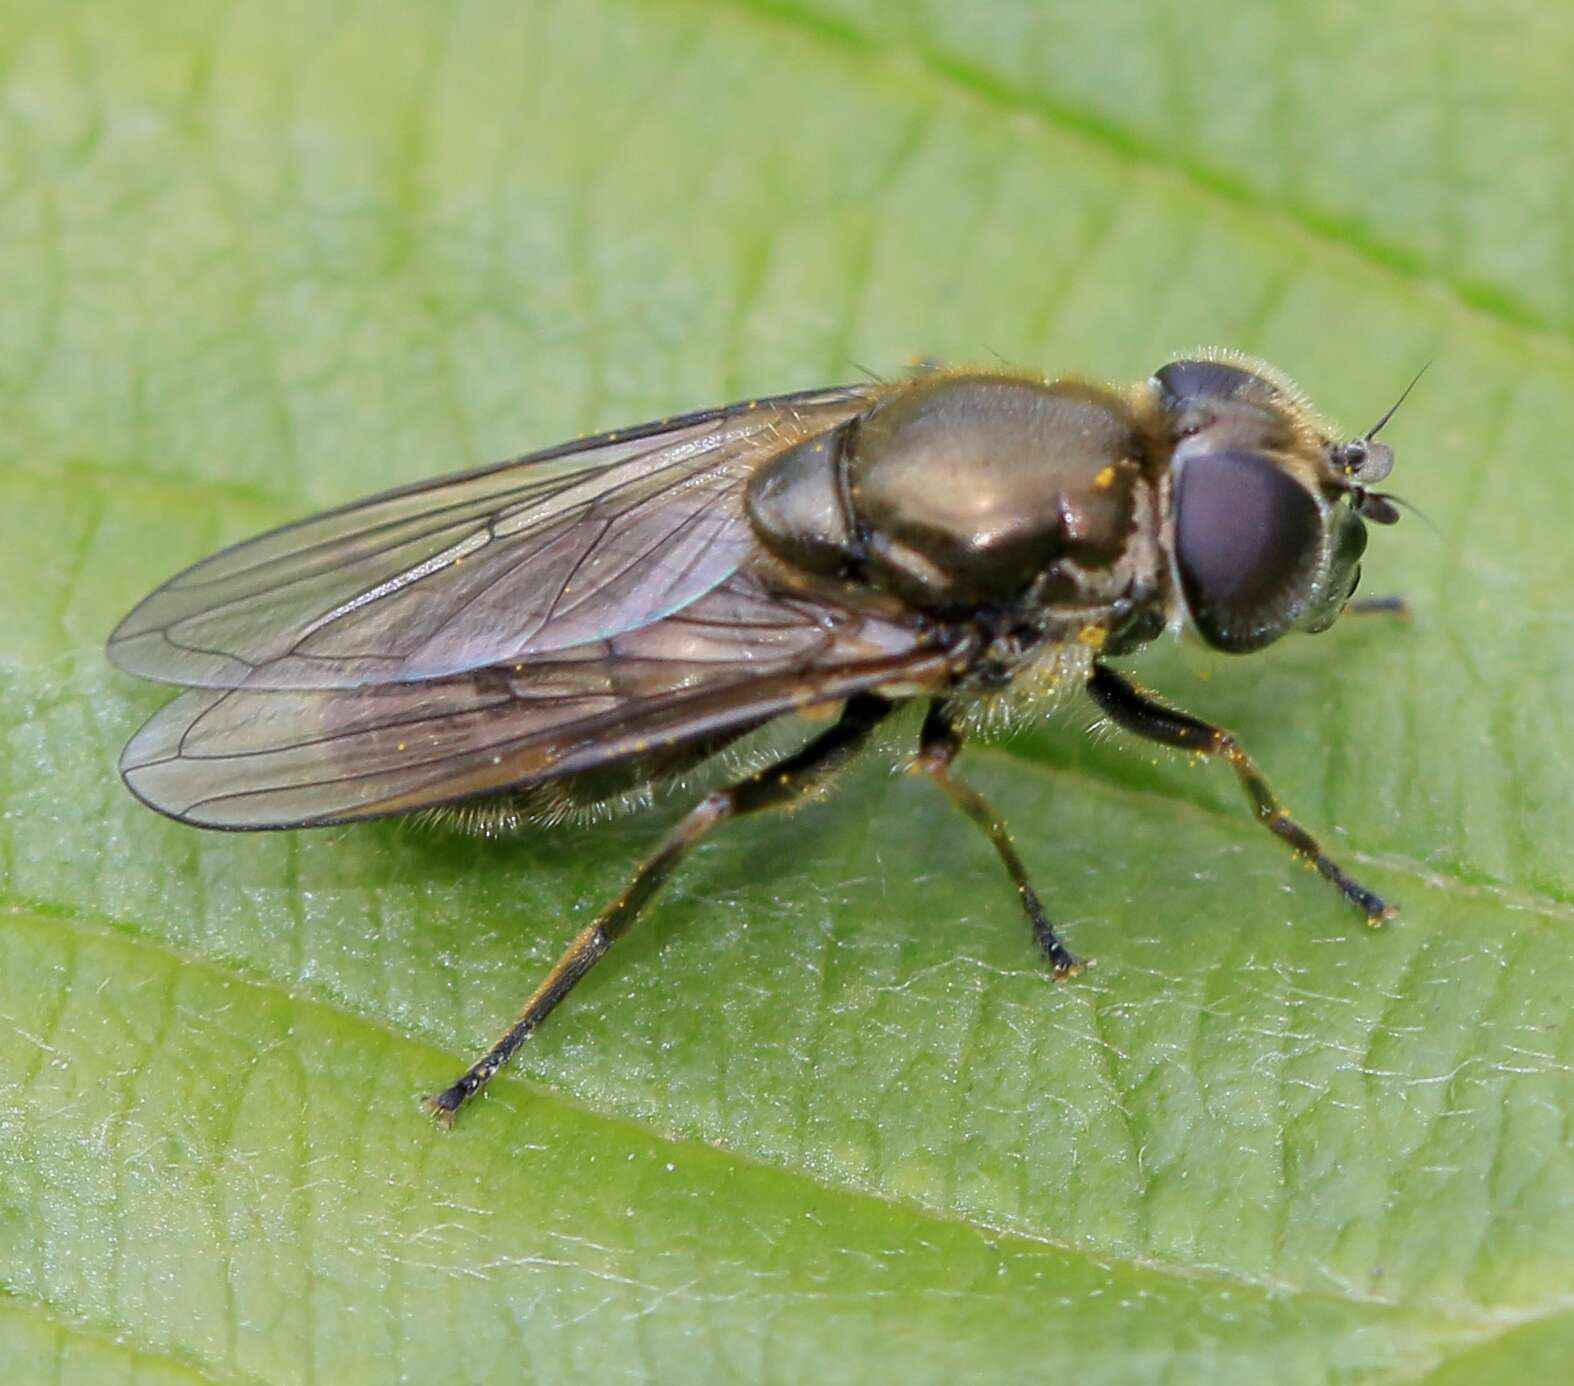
[425,692,896,1126]
[913,701,1083,977]
[1086,665,1395,923]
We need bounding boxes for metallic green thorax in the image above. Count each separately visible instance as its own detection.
[745,372,1169,655]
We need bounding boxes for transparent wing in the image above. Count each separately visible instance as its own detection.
[119,570,949,829]
[108,385,874,690]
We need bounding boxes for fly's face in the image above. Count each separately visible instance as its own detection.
[1149,355,1404,654]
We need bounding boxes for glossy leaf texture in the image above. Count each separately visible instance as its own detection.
[1,1,1571,1382]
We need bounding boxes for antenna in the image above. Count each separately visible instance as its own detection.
[1366,359,1431,440]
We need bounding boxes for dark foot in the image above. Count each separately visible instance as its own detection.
[1033,920,1085,978]
[421,1074,482,1129]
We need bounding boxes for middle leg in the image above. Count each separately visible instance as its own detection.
[913,700,1083,977]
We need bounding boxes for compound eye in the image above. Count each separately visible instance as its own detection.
[1174,449,1322,652]
[1154,359,1280,410]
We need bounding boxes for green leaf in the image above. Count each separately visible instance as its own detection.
[2,1,1570,1381]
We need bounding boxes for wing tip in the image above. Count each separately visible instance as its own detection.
[117,691,405,833]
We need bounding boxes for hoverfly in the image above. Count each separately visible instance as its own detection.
[108,352,1411,1125]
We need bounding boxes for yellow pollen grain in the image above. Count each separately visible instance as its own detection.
[1094,465,1116,490]
[1077,625,1108,650]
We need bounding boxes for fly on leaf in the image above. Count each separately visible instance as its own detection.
[108,354,1412,1124]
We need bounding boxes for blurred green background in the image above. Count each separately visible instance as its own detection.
[1,2,1571,1382]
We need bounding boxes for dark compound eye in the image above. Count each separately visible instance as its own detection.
[1174,448,1322,653]
[1154,359,1280,410]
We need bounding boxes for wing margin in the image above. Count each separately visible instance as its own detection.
[108,385,874,691]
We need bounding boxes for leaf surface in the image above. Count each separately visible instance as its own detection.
[1,1,1570,1381]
